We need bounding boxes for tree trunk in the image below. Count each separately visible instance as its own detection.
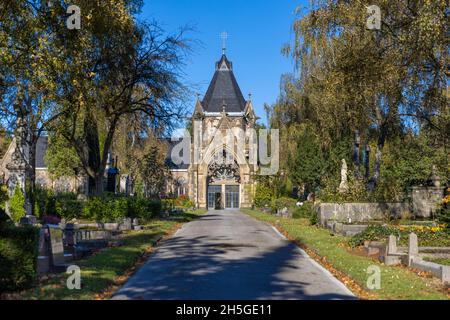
[364,144,371,180]
[352,130,361,178]
[27,137,37,216]
[368,129,386,191]
[94,174,104,195]
[371,145,382,188]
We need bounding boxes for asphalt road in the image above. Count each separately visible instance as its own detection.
[112,210,355,300]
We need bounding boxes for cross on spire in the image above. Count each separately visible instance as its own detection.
[220,31,228,55]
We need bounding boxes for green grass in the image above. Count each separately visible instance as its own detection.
[242,209,449,300]
[6,209,206,300]
[423,257,450,266]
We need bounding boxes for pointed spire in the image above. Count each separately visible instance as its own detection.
[193,93,204,119]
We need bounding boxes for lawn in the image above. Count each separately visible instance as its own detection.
[242,209,449,300]
[2,209,206,300]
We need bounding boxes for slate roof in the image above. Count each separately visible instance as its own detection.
[202,54,247,113]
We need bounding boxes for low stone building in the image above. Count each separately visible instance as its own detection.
[0,136,87,195]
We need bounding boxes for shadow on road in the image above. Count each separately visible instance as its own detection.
[113,227,356,300]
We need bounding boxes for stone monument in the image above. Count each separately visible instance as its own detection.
[412,165,445,218]
[338,159,349,193]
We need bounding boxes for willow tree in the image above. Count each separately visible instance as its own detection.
[46,1,190,195]
[286,0,448,189]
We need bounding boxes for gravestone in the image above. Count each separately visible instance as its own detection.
[408,233,419,256]
[37,227,50,274]
[64,223,76,246]
[387,235,397,255]
[338,159,349,193]
[19,215,37,225]
[407,232,419,266]
[120,217,132,231]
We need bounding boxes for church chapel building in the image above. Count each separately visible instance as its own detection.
[167,53,259,210]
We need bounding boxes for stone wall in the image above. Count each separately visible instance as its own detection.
[316,202,411,225]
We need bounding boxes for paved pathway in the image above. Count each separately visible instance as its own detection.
[113,210,355,300]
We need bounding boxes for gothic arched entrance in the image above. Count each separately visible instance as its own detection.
[207,150,240,209]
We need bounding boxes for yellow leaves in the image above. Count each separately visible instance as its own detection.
[396,224,445,234]
[442,193,450,205]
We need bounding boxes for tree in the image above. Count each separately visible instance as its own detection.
[0,1,74,213]
[0,123,11,158]
[287,124,323,194]
[45,132,82,179]
[140,144,169,199]
[271,0,448,199]
[9,184,25,222]
[46,2,190,195]
[287,0,448,187]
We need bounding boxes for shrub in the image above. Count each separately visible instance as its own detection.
[56,199,84,220]
[146,200,162,218]
[0,184,8,210]
[292,202,312,218]
[0,206,10,227]
[9,185,25,222]
[437,189,450,233]
[127,197,146,219]
[292,202,319,225]
[82,195,162,222]
[0,224,39,292]
[271,197,297,212]
[82,197,105,221]
[174,195,195,209]
[110,197,129,221]
[162,198,175,211]
[254,184,273,208]
[348,225,400,248]
[34,188,55,218]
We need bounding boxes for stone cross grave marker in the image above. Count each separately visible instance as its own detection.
[407,232,419,266]
[408,233,419,256]
[387,234,397,255]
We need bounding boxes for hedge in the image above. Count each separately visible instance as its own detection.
[82,195,162,222]
[0,223,40,292]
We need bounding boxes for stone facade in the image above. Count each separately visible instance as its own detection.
[167,54,258,209]
[0,136,87,196]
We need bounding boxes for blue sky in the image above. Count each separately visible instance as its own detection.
[139,0,307,125]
